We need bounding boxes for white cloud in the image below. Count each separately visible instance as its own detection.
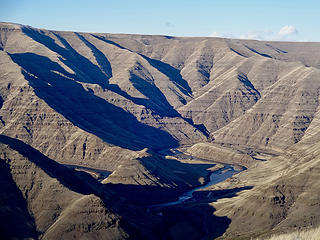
[279,25,298,36]
[210,30,273,41]
[209,31,233,38]
[209,25,300,41]
[209,31,221,37]
[239,32,261,40]
[239,30,274,40]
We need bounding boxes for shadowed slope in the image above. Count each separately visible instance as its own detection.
[0,134,103,195]
[19,26,207,146]
[9,52,178,150]
[0,159,38,239]
[5,24,318,151]
[0,134,139,239]
[92,34,193,97]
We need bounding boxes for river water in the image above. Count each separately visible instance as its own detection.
[151,164,240,207]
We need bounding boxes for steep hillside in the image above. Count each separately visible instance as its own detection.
[1,22,320,239]
[2,22,320,162]
[0,134,135,239]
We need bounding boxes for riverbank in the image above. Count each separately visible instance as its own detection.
[149,146,247,208]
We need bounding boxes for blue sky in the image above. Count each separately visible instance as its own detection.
[1,0,319,41]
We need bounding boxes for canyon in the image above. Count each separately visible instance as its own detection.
[1,22,320,239]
